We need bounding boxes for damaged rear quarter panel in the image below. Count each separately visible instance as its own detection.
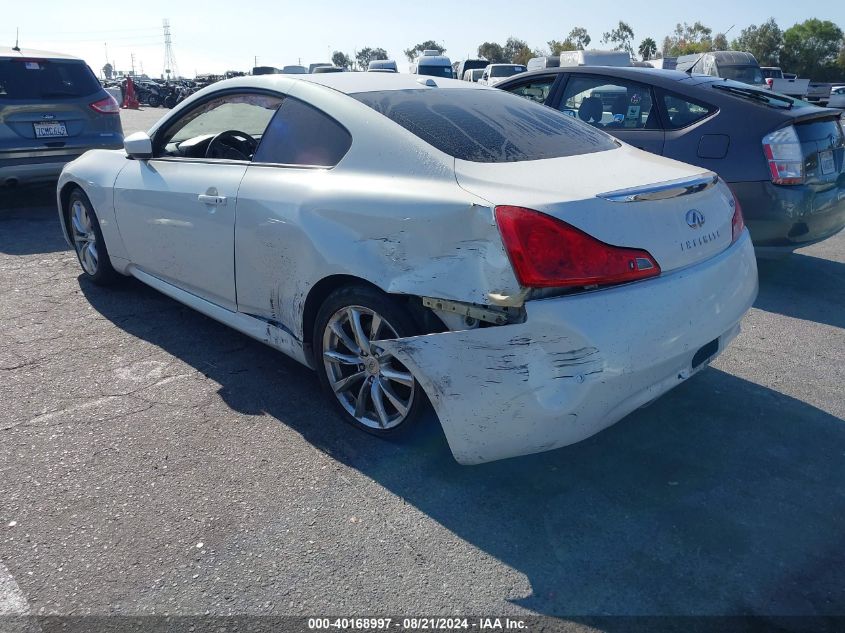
[233,81,521,341]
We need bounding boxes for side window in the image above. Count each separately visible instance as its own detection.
[252,97,352,167]
[559,75,658,130]
[662,93,716,129]
[156,93,283,160]
[504,76,555,105]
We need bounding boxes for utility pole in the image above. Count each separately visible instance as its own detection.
[163,18,178,79]
[130,53,136,76]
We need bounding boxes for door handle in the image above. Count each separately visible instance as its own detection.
[197,194,227,206]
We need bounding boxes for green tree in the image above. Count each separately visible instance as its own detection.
[567,27,591,50]
[713,33,728,51]
[602,21,635,56]
[638,37,657,60]
[356,47,388,70]
[781,19,844,79]
[102,62,113,79]
[730,18,783,65]
[548,39,576,55]
[404,40,445,62]
[331,51,351,69]
[477,42,507,62]
[504,37,533,65]
[664,21,713,56]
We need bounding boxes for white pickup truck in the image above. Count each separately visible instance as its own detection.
[760,67,810,99]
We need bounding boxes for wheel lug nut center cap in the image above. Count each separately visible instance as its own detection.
[365,358,379,374]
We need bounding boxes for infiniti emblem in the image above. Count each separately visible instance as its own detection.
[685,209,705,229]
[41,114,56,120]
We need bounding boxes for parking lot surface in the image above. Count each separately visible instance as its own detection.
[0,108,844,624]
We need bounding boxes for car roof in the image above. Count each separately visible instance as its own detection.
[504,65,723,87]
[213,73,491,94]
[0,46,82,61]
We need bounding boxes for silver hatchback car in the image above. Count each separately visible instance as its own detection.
[1,46,123,187]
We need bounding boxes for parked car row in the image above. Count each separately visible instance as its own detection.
[3,39,843,464]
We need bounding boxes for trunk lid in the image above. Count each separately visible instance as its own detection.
[455,145,736,274]
[789,111,845,186]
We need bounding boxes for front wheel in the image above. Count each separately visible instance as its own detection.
[67,188,119,285]
[147,94,161,107]
[313,285,424,436]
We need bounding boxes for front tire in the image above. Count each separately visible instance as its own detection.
[67,188,119,286]
[147,94,161,108]
[313,285,424,437]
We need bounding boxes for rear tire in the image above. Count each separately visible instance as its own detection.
[147,94,161,108]
[67,188,119,286]
[313,285,424,437]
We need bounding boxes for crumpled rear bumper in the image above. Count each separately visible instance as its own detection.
[381,232,758,465]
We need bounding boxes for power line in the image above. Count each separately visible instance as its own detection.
[18,26,161,36]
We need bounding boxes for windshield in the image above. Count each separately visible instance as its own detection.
[0,59,101,100]
[351,88,618,163]
[719,65,765,85]
[491,65,526,78]
[418,65,453,78]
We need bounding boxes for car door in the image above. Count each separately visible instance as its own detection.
[113,91,283,310]
[554,74,665,154]
[233,95,352,335]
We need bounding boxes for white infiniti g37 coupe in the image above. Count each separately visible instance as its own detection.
[57,73,758,464]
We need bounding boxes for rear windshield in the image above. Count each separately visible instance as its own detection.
[0,59,101,100]
[461,60,489,72]
[719,65,765,85]
[417,65,453,78]
[491,65,526,78]
[351,88,618,163]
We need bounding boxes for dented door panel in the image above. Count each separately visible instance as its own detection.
[234,167,521,341]
[380,232,758,464]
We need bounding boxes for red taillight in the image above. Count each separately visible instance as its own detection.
[494,205,660,288]
[729,189,745,243]
[89,95,120,114]
[762,125,804,185]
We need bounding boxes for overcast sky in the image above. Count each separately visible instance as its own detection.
[3,0,844,76]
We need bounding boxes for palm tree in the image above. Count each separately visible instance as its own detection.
[638,37,657,61]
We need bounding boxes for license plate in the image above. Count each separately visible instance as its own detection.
[33,121,68,138]
[820,150,835,175]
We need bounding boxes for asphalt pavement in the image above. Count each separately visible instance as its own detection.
[0,107,843,629]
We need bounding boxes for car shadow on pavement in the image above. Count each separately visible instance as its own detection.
[0,184,68,255]
[755,253,845,330]
[80,276,845,619]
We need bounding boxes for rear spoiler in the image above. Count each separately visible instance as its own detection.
[597,173,718,203]
[788,107,845,125]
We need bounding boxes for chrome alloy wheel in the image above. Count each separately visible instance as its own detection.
[70,200,98,275]
[322,306,416,430]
